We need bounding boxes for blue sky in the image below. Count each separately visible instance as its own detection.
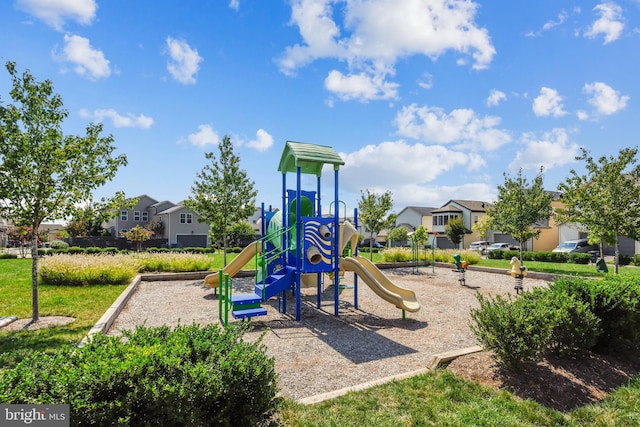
[1,0,638,215]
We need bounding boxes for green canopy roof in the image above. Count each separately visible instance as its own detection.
[277,141,345,177]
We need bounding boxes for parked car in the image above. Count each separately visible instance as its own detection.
[552,239,598,254]
[486,242,519,253]
[360,239,383,249]
[469,241,491,254]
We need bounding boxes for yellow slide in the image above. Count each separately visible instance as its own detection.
[340,255,420,313]
[203,241,261,289]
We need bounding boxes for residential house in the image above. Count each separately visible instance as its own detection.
[431,200,489,249]
[103,195,210,248]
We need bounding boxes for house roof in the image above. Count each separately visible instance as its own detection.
[432,204,463,213]
[437,199,490,212]
[277,141,345,177]
[397,206,438,216]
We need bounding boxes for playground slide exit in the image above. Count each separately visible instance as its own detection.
[340,255,421,313]
[203,241,261,289]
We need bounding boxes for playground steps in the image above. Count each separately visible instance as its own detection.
[230,292,267,319]
[255,267,296,301]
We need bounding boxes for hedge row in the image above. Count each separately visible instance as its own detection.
[0,323,278,426]
[36,246,218,256]
[470,275,640,370]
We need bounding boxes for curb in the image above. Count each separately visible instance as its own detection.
[80,275,142,347]
[297,345,484,405]
[0,315,18,329]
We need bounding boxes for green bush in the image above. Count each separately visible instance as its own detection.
[470,292,552,370]
[67,246,85,255]
[470,287,601,370]
[619,254,632,266]
[0,322,278,427]
[568,253,592,264]
[0,252,18,259]
[550,276,640,351]
[50,240,69,250]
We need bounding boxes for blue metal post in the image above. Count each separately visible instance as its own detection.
[281,172,288,314]
[353,207,359,309]
[316,174,322,309]
[295,166,302,321]
[334,168,340,316]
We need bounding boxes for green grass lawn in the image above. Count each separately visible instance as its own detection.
[0,258,127,367]
[476,258,638,277]
[2,253,639,425]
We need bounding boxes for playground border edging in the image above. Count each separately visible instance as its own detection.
[297,345,484,405]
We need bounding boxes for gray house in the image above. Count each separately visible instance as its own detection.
[103,194,210,248]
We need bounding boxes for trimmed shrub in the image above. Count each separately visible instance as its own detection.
[470,287,601,370]
[50,240,69,250]
[568,253,592,264]
[0,322,278,427]
[550,276,640,351]
[0,253,18,259]
[471,292,552,370]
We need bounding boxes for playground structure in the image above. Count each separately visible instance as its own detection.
[205,141,420,324]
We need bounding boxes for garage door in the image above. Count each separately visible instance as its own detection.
[177,234,207,248]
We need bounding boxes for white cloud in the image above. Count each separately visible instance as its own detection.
[229,0,240,11]
[339,140,468,188]
[246,129,274,152]
[576,110,590,121]
[584,81,629,115]
[279,0,495,102]
[526,10,571,37]
[509,128,580,172]
[165,37,203,85]
[17,0,96,31]
[335,140,496,208]
[79,108,153,128]
[486,89,506,107]
[395,103,511,151]
[58,34,110,80]
[417,73,433,90]
[187,125,220,147]
[584,2,624,44]
[324,69,398,101]
[532,87,567,117]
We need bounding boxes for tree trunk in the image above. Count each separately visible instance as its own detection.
[31,239,39,322]
[223,234,228,267]
[614,237,620,274]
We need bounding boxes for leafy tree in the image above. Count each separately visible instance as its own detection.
[0,62,127,322]
[121,225,153,251]
[67,192,135,237]
[556,147,640,274]
[487,168,552,262]
[387,227,408,247]
[358,190,396,260]
[185,135,257,266]
[472,215,491,241]
[445,217,466,248]
[226,220,257,247]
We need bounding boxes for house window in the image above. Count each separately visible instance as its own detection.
[142,212,148,222]
[180,213,193,224]
[474,215,479,224]
[134,211,140,221]
[121,211,128,221]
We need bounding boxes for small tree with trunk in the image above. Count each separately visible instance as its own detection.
[121,225,153,251]
[556,147,640,274]
[0,61,127,323]
[357,190,396,260]
[487,168,552,263]
[185,135,257,266]
[445,217,466,249]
